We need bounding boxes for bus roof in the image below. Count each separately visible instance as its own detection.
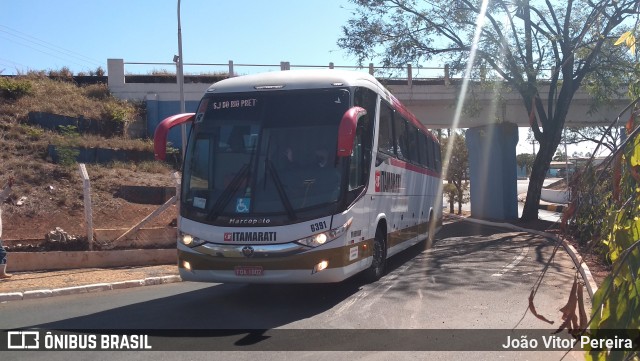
[205,69,385,94]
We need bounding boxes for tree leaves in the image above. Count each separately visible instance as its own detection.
[586,114,640,360]
[528,288,555,325]
[554,277,589,335]
[615,31,637,56]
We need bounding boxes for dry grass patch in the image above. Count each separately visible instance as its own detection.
[0,73,175,229]
[0,75,142,126]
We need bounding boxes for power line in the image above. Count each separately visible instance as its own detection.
[0,25,103,68]
[0,25,103,66]
[0,61,18,73]
[0,35,99,70]
[0,57,28,68]
[0,57,30,74]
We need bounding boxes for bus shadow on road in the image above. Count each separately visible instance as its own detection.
[27,278,365,329]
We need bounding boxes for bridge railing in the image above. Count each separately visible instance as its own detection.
[116,59,558,86]
[121,60,463,86]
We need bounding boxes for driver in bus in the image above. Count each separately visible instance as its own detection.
[281,147,298,170]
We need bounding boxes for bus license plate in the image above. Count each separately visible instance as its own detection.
[234,266,264,276]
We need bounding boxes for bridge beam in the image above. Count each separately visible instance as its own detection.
[465,123,519,220]
[387,84,629,128]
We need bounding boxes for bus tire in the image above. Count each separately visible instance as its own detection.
[363,226,387,283]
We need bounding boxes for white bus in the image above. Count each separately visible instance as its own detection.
[154,70,442,283]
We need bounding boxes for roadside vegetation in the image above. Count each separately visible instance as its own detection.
[0,71,176,240]
[442,130,469,215]
[565,31,640,361]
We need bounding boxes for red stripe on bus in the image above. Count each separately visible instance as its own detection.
[389,158,441,178]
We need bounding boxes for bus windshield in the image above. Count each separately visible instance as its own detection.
[182,88,351,224]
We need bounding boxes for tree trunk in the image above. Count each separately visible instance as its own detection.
[521,135,560,221]
[448,180,454,213]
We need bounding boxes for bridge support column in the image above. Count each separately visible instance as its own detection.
[465,123,519,220]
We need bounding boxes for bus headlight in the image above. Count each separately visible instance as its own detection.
[295,218,353,248]
[180,232,206,248]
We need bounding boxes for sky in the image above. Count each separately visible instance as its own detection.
[1,0,356,75]
[1,0,603,158]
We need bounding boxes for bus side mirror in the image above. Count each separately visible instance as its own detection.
[337,107,367,157]
[154,113,195,160]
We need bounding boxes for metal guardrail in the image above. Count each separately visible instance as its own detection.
[123,60,460,86]
[122,60,561,87]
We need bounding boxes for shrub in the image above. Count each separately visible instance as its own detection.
[48,67,73,80]
[0,77,33,100]
[56,146,80,167]
[567,166,613,249]
[89,66,105,77]
[105,103,132,123]
[20,124,46,141]
[83,84,111,100]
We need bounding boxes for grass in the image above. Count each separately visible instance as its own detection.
[0,73,142,124]
[0,72,176,223]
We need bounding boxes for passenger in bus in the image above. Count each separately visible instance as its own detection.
[314,148,329,168]
[281,147,299,170]
[227,127,247,153]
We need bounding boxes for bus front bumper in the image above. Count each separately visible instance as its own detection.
[177,240,372,284]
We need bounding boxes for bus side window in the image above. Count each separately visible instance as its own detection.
[407,124,420,164]
[417,131,429,168]
[378,103,395,156]
[427,137,436,170]
[354,87,378,123]
[189,136,211,190]
[394,117,409,161]
[354,87,376,173]
[434,141,442,173]
[349,114,372,192]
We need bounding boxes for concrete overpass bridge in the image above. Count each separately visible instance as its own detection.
[106,59,631,220]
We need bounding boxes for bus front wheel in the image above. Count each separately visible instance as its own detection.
[363,227,386,283]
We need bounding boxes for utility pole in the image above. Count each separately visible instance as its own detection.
[177,0,186,156]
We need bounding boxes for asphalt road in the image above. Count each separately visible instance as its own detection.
[0,219,587,360]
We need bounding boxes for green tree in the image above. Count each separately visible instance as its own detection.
[442,131,469,215]
[338,0,638,221]
[516,153,535,176]
[553,149,567,161]
[564,126,622,154]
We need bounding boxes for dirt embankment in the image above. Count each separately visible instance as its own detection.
[1,76,178,244]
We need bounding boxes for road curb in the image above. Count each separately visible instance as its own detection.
[0,275,182,303]
[518,193,566,213]
[445,214,598,299]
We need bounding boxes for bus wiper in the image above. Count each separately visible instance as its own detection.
[207,164,249,221]
[266,159,297,221]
